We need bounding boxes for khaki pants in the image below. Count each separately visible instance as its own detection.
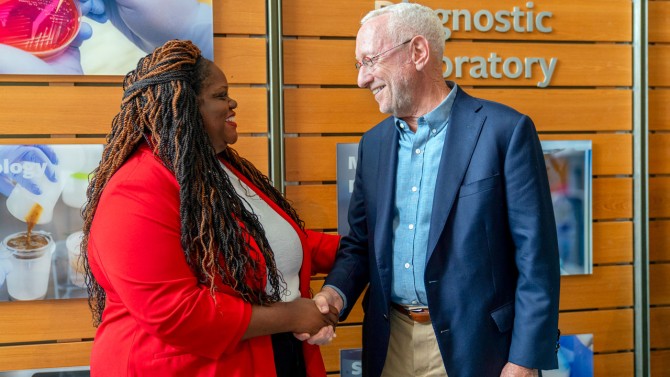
[380,307,448,377]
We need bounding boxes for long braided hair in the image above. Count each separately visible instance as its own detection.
[81,40,303,326]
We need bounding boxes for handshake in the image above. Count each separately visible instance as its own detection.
[290,287,344,346]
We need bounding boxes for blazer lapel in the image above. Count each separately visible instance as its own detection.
[373,117,398,304]
[426,87,485,262]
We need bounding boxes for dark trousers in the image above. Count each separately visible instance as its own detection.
[271,332,306,377]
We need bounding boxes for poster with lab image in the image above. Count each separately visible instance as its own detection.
[0,144,103,302]
[542,140,593,275]
[0,0,213,75]
[543,334,594,377]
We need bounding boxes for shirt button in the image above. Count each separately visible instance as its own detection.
[412,300,418,304]
[432,129,437,134]
[404,263,411,269]
[408,224,414,230]
[415,148,421,154]
[400,124,405,129]
[411,186,418,192]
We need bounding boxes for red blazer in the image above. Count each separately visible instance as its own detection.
[88,144,340,376]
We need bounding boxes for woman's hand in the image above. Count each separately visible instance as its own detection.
[286,298,339,335]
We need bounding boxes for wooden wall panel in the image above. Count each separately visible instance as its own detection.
[473,89,632,132]
[539,134,632,176]
[0,300,94,343]
[0,342,92,371]
[286,185,335,230]
[560,266,633,310]
[593,353,634,377]
[0,87,267,135]
[650,177,670,219]
[233,137,269,175]
[650,89,670,131]
[287,178,631,229]
[214,38,267,84]
[285,136,360,182]
[284,134,630,182]
[650,134,670,174]
[649,45,670,87]
[283,0,632,42]
[650,221,670,262]
[649,2,669,375]
[593,222,632,265]
[592,178,632,220]
[651,350,670,377]
[216,0,266,35]
[284,40,632,87]
[650,307,670,349]
[650,1,670,43]
[650,264,670,306]
[284,88,632,134]
[559,309,633,352]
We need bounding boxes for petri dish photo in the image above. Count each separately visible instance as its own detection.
[0,0,81,58]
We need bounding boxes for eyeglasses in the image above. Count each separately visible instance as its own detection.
[355,39,412,70]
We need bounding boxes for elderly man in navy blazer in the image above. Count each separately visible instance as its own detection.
[306,3,561,377]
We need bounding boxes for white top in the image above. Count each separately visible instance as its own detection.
[221,163,303,302]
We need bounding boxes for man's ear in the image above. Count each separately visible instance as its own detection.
[409,36,431,71]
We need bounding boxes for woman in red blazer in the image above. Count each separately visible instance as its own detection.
[81,40,340,376]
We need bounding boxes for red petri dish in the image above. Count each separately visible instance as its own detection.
[0,0,80,58]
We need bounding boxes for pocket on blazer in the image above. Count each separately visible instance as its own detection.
[458,174,501,198]
[490,301,514,333]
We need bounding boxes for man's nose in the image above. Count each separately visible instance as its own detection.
[357,66,372,89]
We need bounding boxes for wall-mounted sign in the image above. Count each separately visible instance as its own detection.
[376,0,558,87]
[0,144,103,301]
[336,143,359,236]
[340,348,363,376]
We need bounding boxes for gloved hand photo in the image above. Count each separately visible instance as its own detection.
[0,145,59,197]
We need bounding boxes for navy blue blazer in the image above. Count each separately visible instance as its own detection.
[325,84,560,377]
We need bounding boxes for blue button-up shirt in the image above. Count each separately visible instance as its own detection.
[391,86,457,306]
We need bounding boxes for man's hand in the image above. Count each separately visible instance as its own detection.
[294,287,344,345]
[500,362,538,377]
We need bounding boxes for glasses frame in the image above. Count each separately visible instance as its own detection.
[355,39,412,70]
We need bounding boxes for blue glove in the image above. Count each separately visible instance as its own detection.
[0,145,59,197]
[99,0,213,59]
[79,0,108,23]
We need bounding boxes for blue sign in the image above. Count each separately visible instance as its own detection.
[336,143,359,236]
[340,348,363,376]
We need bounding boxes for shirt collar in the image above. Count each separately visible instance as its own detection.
[394,83,458,133]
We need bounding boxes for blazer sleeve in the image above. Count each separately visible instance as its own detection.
[89,166,252,360]
[503,115,561,369]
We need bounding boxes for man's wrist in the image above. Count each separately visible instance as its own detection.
[320,285,345,312]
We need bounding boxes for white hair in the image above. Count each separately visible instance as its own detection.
[361,3,445,59]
